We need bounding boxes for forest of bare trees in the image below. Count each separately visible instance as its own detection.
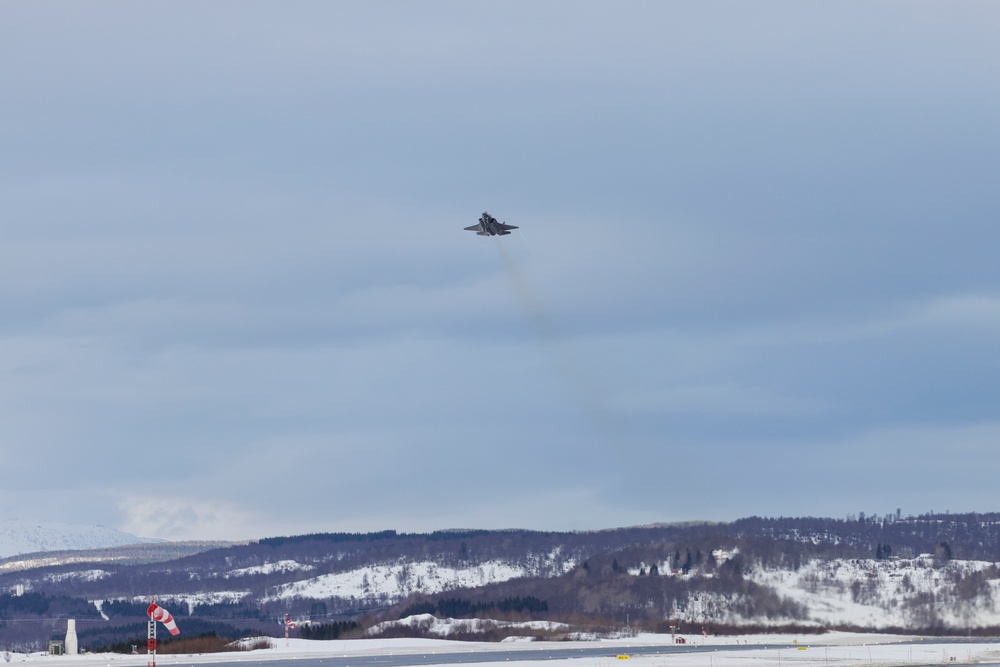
[4,512,1000,650]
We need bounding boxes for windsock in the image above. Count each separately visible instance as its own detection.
[285,616,296,629]
[148,601,180,636]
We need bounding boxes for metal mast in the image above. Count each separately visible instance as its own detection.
[147,597,157,667]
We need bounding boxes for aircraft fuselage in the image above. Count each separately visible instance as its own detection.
[466,212,518,236]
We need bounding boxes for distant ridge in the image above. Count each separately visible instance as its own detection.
[0,520,159,559]
[4,514,1000,646]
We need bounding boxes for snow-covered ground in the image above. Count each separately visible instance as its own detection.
[3,633,1000,667]
[223,560,315,578]
[265,560,533,601]
[747,556,1000,628]
[367,613,572,638]
[639,555,1000,629]
[43,570,110,584]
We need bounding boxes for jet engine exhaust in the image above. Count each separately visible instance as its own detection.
[493,239,620,449]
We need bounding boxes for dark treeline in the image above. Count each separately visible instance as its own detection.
[78,620,270,653]
[259,531,402,548]
[87,630,268,654]
[298,620,359,640]
[731,512,1000,560]
[0,592,101,619]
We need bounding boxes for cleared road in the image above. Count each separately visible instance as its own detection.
[195,643,799,667]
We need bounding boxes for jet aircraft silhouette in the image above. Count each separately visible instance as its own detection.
[465,212,518,236]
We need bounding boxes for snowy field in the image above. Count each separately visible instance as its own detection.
[5,634,1000,667]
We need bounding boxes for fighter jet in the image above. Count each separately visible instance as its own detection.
[465,211,518,236]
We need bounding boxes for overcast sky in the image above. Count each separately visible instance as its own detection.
[2,2,999,541]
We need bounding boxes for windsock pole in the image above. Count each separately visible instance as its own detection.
[147,597,157,667]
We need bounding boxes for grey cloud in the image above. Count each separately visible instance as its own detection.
[2,2,999,537]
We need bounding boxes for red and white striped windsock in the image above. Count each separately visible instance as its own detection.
[148,601,181,636]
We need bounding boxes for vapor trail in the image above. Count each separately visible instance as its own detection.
[495,239,553,340]
[494,240,621,448]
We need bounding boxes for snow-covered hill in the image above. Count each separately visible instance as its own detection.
[7,518,1000,636]
[0,520,157,559]
[147,557,572,613]
[750,555,1000,628]
[656,552,1000,629]
[268,559,545,601]
[127,551,1000,632]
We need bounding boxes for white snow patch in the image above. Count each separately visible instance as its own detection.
[224,560,313,578]
[266,559,528,601]
[92,600,109,621]
[713,547,739,563]
[44,569,108,583]
[369,614,571,638]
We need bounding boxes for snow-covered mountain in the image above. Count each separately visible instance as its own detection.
[0,520,158,559]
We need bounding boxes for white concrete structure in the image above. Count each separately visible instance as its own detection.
[64,619,78,655]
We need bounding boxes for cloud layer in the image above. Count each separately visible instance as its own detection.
[2,2,998,539]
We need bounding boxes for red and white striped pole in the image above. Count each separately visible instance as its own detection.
[147,596,180,667]
[147,599,157,667]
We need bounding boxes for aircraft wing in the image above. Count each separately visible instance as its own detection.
[500,224,518,231]
[464,225,482,231]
